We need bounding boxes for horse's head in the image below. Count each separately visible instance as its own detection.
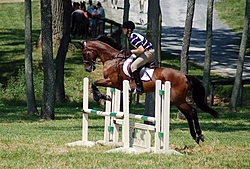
[79,41,98,72]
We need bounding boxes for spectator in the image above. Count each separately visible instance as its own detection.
[71,2,80,13]
[94,1,105,36]
[139,0,146,13]
[89,5,97,37]
[80,1,86,11]
[87,0,93,12]
[110,0,118,10]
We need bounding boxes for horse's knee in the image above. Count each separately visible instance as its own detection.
[92,82,98,90]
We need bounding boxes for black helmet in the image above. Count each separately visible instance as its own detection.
[122,21,135,30]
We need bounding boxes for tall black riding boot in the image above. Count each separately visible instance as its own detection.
[132,70,143,95]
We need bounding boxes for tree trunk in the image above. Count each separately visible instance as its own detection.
[122,0,130,49]
[40,0,55,120]
[55,0,72,102]
[51,0,63,48]
[229,0,250,111]
[145,0,161,118]
[203,0,214,98]
[25,0,38,115]
[179,0,196,120]
[180,0,196,74]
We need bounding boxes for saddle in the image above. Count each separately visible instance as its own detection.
[123,58,156,81]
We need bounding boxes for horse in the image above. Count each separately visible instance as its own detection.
[71,9,89,38]
[78,36,219,144]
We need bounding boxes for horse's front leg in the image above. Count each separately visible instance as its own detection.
[91,79,113,103]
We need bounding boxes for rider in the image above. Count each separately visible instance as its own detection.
[122,21,155,94]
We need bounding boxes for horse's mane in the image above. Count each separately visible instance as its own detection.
[95,35,122,50]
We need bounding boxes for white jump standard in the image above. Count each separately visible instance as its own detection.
[66,77,181,155]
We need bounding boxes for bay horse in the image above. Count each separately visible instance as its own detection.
[79,37,219,144]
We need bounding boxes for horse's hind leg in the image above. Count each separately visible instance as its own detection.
[180,110,197,142]
[178,103,204,144]
[191,108,204,143]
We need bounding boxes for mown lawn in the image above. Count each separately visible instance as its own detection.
[0,102,249,169]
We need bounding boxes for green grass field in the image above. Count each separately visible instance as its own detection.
[0,1,250,168]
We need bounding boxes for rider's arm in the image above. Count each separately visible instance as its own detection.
[131,45,145,54]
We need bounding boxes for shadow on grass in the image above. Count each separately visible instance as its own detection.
[1,98,249,134]
[170,105,250,133]
[0,29,40,84]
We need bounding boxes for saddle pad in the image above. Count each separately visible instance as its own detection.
[123,56,154,81]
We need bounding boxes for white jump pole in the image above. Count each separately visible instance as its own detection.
[103,87,120,145]
[154,80,182,155]
[81,77,95,146]
[155,80,161,152]
[66,77,95,146]
[122,80,130,149]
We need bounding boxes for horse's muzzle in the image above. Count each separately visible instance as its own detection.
[85,65,96,72]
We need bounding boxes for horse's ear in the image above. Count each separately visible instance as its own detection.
[79,41,84,48]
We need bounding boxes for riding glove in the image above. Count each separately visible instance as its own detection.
[121,49,132,56]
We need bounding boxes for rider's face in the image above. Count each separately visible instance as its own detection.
[122,28,127,35]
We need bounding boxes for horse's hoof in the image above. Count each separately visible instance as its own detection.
[106,95,112,101]
[195,137,200,144]
[199,134,205,142]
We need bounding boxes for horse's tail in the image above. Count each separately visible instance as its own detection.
[186,75,219,118]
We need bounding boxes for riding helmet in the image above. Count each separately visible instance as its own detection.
[122,21,135,30]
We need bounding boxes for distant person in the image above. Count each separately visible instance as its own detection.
[138,0,146,13]
[80,1,86,11]
[81,5,89,19]
[71,2,80,13]
[110,0,118,10]
[71,2,88,37]
[89,5,98,37]
[87,0,93,12]
[95,1,105,35]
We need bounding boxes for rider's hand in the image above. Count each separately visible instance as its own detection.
[121,49,132,56]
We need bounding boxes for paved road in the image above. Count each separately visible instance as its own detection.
[89,0,250,78]
[160,0,250,78]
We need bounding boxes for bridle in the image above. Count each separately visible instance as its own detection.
[81,41,129,73]
[82,41,98,71]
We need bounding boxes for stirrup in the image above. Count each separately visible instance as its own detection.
[133,87,143,95]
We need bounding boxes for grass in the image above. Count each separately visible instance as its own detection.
[0,0,250,169]
[0,102,249,168]
[215,0,246,33]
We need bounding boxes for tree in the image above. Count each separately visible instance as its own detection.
[202,0,214,98]
[40,0,55,120]
[229,0,250,111]
[51,0,63,48]
[180,0,196,74]
[25,0,38,115]
[122,0,130,48]
[145,0,161,118]
[54,0,72,102]
[179,0,196,119]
